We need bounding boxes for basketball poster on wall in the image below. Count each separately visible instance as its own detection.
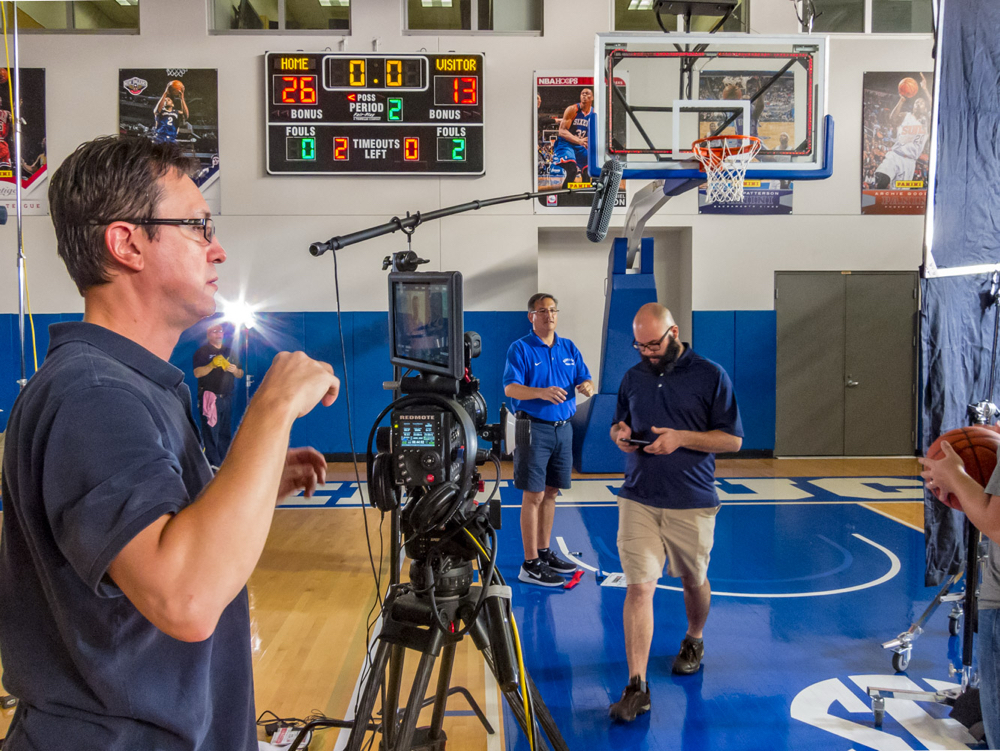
[861,71,932,215]
[696,70,794,215]
[119,68,220,214]
[534,71,626,214]
[0,68,48,216]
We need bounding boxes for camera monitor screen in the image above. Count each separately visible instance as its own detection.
[388,271,464,380]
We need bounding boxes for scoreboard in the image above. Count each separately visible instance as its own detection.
[265,52,485,176]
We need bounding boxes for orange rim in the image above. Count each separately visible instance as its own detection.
[692,134,762,163]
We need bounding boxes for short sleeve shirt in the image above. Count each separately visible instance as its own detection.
[0,322,256,751]
[979,451,1000,610]
[613,347,743,509]
[193,343,237,396]
[502,332,592,422]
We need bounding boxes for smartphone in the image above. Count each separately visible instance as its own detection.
[624,437,652,447]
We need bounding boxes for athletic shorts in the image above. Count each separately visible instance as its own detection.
[875,151,916,187]
[513,421,572,493]
[616,499,719,586]
[552,140,588,170]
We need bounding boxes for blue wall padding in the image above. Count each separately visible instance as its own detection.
[571,395,625,473]
[575,237,656,472]
[0,311,527,454]
[692,309,777,451]
[597,237,654,394]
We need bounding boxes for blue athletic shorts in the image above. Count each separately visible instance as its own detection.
[513,421,573,493]
[552,140,588,170]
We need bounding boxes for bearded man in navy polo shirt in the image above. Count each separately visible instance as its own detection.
[608,303,743,722]
[503,293,594,587]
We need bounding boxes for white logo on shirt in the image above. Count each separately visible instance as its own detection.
[563,358,575,366]
[534,361,542,366]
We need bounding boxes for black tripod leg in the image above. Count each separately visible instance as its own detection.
[346,639,392,751]
[428,643,457,740]
[523,670,570,751]
[383,643,406,748]
[395,652,438,751]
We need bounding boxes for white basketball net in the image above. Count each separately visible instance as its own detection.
[692,136,762,204]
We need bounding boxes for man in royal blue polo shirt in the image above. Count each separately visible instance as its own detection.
[607,303,742,722]
[503,293,594,586]
[0,136,340,750]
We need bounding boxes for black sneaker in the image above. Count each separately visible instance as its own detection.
[518,559,564,587]
[538,547,577,575]
[672,636,704,675]
[609,677,650,722]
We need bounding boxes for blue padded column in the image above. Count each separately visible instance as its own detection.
[572,236,655,472]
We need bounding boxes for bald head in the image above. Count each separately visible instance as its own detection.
[634,303,675,332]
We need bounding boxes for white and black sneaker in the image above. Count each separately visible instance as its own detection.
[518,559,564,587]
[538,547,578,575]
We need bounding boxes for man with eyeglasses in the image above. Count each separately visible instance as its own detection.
[608,303,742,722]
[193,319,244,467]
[0,136,340,751]
[503,293,594,587]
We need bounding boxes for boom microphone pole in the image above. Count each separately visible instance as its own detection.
[309,182,605,257]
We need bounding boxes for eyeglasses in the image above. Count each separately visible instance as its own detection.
[531,308,559,317]
[92,217,216,244]
[632,330,671,352]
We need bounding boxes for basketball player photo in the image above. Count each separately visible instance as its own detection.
[119,68,221,213]
[861,70,933,215]
[0,67,48,216]
[534,70,627,214]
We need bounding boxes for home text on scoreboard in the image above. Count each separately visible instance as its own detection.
[265,52,485,175]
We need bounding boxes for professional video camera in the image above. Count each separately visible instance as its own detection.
[336,266,565,751]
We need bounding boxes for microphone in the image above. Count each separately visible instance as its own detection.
[309,240,330,256]
[585,158,623,243]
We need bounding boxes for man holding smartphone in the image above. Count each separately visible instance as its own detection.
[608,303,742,722]
[504,293,594,587]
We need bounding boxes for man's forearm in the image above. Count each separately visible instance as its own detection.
[505,383,538,401]
[679,429,742,454]
[951,476,1000,544]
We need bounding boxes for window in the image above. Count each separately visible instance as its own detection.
[405,0,542,34]
[211,0,351,32]
[17,1,139,31]
[614,0,746,32]
[801,0,932,33]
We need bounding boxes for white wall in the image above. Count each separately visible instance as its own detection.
[0,0,934,374]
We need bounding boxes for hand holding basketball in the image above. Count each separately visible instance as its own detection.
[169,79,185,95]
[920,425,1000,510]
[898,77,919,98]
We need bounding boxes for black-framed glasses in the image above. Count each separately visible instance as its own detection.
[93,217,215,244]
[632,330,671,352]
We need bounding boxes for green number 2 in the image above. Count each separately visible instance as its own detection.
[388,98,403,121]
[451,138,465,161]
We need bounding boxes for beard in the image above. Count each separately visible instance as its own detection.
[642,336,682,375]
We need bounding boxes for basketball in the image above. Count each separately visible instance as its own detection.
[925,426,1000,510]
[0,69,8,85]
[898,76,919,98]
[722,84,741,100]
[169,79,184,94]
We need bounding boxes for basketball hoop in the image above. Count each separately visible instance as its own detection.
[692,134,762,204]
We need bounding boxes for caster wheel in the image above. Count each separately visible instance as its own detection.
[892,650,910,672]
[949,616,961,636]
[874,708,885,728]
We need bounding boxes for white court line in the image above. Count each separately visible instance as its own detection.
[556,533,901,599]
[483,656,502,751]
[332,617,383,751]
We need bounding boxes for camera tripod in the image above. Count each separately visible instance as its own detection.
[341,553,569,751]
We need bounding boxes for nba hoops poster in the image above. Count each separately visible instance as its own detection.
[861,71,932,215]
[697,70,794,215]
[0,68,47,216]
[119,68,221,214]
[534,71,626,215]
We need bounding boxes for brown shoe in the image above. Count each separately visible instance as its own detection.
[671,636,704,675]
[609,677,650,722]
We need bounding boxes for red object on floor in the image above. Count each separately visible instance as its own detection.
[564,570,584,590]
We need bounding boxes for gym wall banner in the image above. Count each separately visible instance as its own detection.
[697,70,794,215]
[0,67,47,216]
[861,71,932,215]
[119,68,221,214]
[534,71,626,214]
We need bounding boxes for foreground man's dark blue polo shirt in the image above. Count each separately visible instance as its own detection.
[0,322,256,751]
[613,345,743,510]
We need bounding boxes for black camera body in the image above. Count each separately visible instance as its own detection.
[391,407,463,488]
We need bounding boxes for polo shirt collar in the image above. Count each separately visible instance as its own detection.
[528,330,560,348]
[48,321,185,389]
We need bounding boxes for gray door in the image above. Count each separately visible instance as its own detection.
[775,272,917,456]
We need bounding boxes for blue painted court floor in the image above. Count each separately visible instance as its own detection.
[492,480,982,751]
